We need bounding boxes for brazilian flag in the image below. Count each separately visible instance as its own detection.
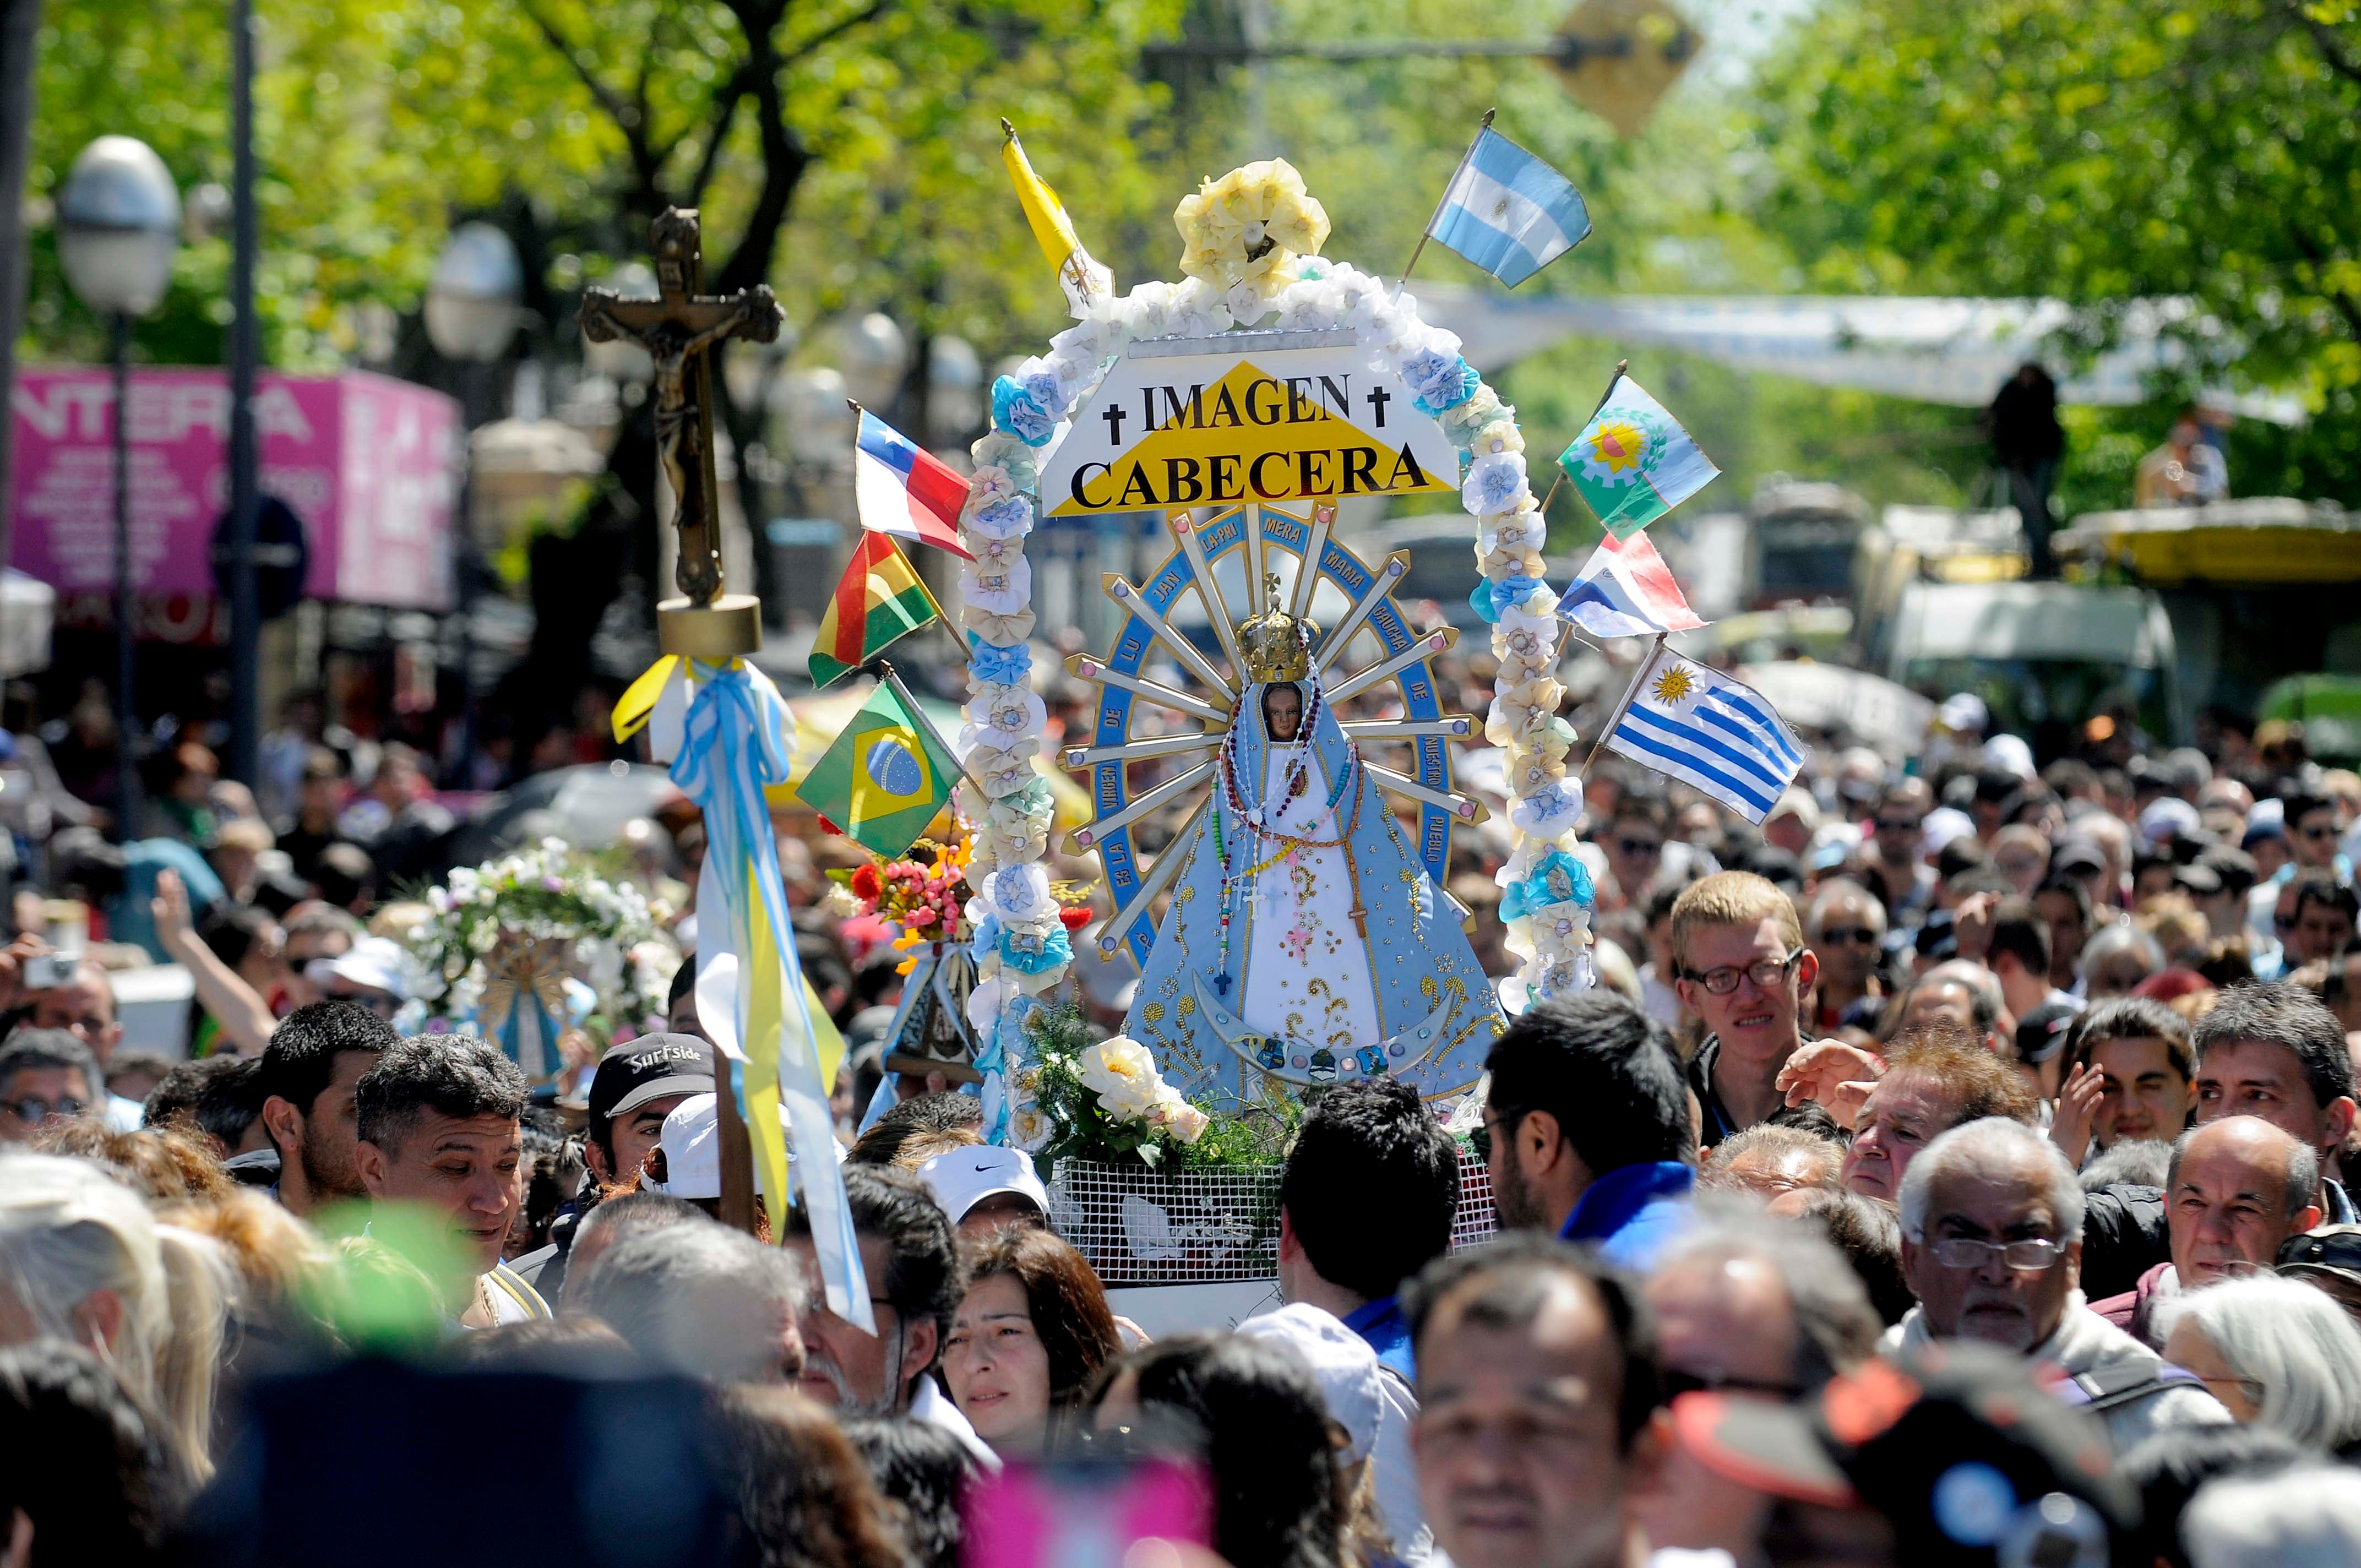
[797,680,964,859]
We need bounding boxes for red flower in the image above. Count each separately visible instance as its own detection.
[850,865,883,901]
[1058,905,1092,932]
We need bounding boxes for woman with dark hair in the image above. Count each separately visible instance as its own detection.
[1088,1333,1353,1568]
[712,1386,907,1568]
[841,1416,976,1568]
[940,1227,1121,1455]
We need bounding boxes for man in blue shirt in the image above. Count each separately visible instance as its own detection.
[1479,991,1697,1272]
[1277,1077,1462,1384]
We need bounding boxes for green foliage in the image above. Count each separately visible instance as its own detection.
[1746,0,2361,504]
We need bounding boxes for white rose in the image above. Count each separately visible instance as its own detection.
[1079,1036,1163,1113]
[1160,1101,1210,1145]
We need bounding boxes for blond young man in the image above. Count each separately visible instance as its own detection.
[1671,872,1832,1148]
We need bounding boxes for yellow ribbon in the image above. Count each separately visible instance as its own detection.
[612,655,683,743]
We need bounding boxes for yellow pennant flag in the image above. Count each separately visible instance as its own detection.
[1002,119,1112,317]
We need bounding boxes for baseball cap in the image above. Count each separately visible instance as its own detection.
[916,1145,1050,1226]
[1768,789,1821,833]
[2137,797,2201,847]
[2013,1001,2079,1066]
[588,1032,715,1133]
[1939,693,1989,734]
[643,1093,723,1200]
[2277,1224,2361,1288]
[1236,1304,1384,1464]
[1674,1341,2129,1568]
[2050,837,2106,876]
[303,935,411,1000]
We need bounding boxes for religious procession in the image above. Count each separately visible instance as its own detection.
[7,2,2361,1565]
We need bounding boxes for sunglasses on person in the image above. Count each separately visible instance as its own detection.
[2299,823,2338,840]
[1679,948,1805,996]
[1815,926,1878,947]
[1618,837,1662,857]
[1874,818,1922,835]
[2,1095,88,1124]
[1470,1106,1526,1164]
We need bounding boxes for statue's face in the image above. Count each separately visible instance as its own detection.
[1262,684,1302,743]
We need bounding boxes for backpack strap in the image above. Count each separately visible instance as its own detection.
[2052,1360,2201,1413]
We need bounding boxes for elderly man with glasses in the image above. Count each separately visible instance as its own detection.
[0,1030,102,1145]
[1889,1115,2231,1452]
[1668,871,1843,1149]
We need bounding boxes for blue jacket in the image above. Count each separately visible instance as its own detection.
[1558,1161,1694,1271]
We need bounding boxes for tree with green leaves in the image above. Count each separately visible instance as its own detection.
[1749,0,2361,506]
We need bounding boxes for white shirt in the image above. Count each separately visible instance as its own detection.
[1371,1367,1437,1567]
[910,1373,1001,1469]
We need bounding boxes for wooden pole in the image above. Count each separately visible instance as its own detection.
[1398,108,1494,292]
[714,1053,758,1235]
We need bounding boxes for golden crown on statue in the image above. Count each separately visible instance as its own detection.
[1237,572,1319,683]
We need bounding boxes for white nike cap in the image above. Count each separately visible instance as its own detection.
[916,1145,1051,1226]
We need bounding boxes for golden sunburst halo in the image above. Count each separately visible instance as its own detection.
[1650,662,1698,706]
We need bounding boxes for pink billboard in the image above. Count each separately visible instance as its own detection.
[8,367,460,611]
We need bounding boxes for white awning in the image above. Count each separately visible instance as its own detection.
[1412,286,2304,426]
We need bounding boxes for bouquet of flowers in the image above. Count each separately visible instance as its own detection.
[829,837,1095,975]
[407,839,676,1040]
[1014,1003,1297,1174]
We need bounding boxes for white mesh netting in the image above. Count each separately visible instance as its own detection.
[1047,1142,1499,1287]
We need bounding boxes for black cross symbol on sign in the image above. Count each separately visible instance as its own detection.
[1102,404,1127,443]
[1366,385,1391,428]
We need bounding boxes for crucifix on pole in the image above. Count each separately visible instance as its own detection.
[579,207,783,661]
[579,207,785,1235]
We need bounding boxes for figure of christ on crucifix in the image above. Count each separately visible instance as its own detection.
[579,208,783,607]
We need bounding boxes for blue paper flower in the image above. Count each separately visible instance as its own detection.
[968,638,1032,685]
[969,496,1034,539]
[998,922,1073,976]
[1470,457,1528,513]
[1467,580,1502,625]
[1402,349,1481,416]
[1500,849,1596,921]
[1491,574,1542,617]
[992,373,1062,447]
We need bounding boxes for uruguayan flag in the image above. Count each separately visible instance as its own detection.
[1605,650,1806,824]
[1428,128,1592,288]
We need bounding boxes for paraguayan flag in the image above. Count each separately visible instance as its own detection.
[1427,128,1592,288]
[1605,648,1807,824]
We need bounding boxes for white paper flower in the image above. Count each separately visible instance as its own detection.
[966,974,1013,1035]
[1478,505,1548,561]
[984,862,1056,925]
[1010,1099,1054,1153]
[1165,276,1236,339]
[961,556,1033,616]
[1462,450,1532,516]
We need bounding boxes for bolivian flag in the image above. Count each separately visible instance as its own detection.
[809,532,943,690]
[796,678,963,859]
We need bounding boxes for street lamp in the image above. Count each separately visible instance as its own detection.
[425,221,523,786]
[57,135,180,837]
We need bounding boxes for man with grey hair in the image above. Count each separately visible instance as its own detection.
[1637,1205,1883,1561]
[2092,1117,2322,1348]
[2182,1464,2361,1568]
[565,1222,806,1385]
[1890,1116,2230,1451]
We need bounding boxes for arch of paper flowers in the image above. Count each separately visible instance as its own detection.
[951,163,1600,1141]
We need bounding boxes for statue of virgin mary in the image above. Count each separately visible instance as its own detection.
[1125,588,1504,1108]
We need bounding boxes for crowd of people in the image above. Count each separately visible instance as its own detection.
[6,644,2361,1567]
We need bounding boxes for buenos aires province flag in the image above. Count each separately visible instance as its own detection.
[1428,128,1592,288]
[1606,650,1805,824]
[1557,374,1719,540]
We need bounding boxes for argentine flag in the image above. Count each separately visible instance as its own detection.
[1606,649,1806,824]
[1427,128,1592,288]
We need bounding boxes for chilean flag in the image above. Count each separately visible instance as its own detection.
[1559,529,1708,640]
[853,410,974,560]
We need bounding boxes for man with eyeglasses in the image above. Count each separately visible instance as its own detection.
[1602,794,1672,912]
[781,1163,993,1465]
[1636,1213,1882,1562]
[23,959,141,1130]
[1889,1115,2229,1451]
[2286,792,2348,877]
[1670,871,1833,1147]
[1480,992,1696,1269]
[0,1029,101,1145]
[1803,880,1886,1036]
